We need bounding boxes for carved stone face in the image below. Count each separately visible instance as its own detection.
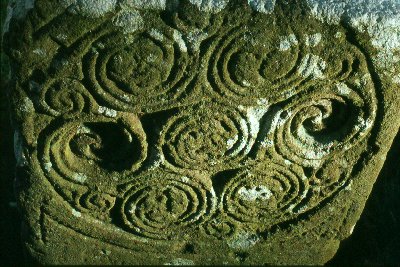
[4,0,400,265]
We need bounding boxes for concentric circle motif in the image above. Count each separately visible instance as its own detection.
[39,113,147,187]
[203,18,306,105]
[201,217,236,239]
[121,171,216,240]
[21,0,382,243]
[262,80,377,167]
[84,27,196,112]
[36,78,95,116]
[221,161,308,226]
[160,104,258,172]
[73,190,116,220]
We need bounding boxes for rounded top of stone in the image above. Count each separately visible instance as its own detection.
[7,0,395,81]
[6,0,400,18]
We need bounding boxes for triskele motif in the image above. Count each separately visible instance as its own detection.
[24,1,379,242]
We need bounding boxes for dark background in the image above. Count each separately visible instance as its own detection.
[1,1,399,265]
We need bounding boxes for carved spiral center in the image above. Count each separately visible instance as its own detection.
[161,105,257,171]
[122,172,216,240]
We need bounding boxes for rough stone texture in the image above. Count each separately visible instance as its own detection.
[2,0,400,265]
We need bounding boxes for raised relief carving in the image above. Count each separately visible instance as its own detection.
[5,0,399,265]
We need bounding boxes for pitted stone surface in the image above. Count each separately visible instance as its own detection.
[3,0,400,265]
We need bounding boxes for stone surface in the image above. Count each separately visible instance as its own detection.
[3,0,400,265]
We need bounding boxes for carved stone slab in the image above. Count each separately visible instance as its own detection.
[3,0,400,265]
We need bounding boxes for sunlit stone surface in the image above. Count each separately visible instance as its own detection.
[3,0,400,265]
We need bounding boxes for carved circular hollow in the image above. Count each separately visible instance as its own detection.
[39,113,147,187]
[263,79,376,167]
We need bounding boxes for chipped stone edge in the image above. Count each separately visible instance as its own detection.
[306,0,400,84]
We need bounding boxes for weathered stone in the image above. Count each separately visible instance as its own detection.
[3,0,400,265]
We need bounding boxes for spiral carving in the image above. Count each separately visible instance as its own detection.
[37,78,94,116]
[17,0,382,244]
[78,191,115,212]
[262,80,376,167]
[160,104,258,172]
[73,190,116,221]
[39,113,147,186]
[121,171,216,240]
[203,18,308,105]
[221,162,308,225]
[84,28,196,112]
[201,217,236,239]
